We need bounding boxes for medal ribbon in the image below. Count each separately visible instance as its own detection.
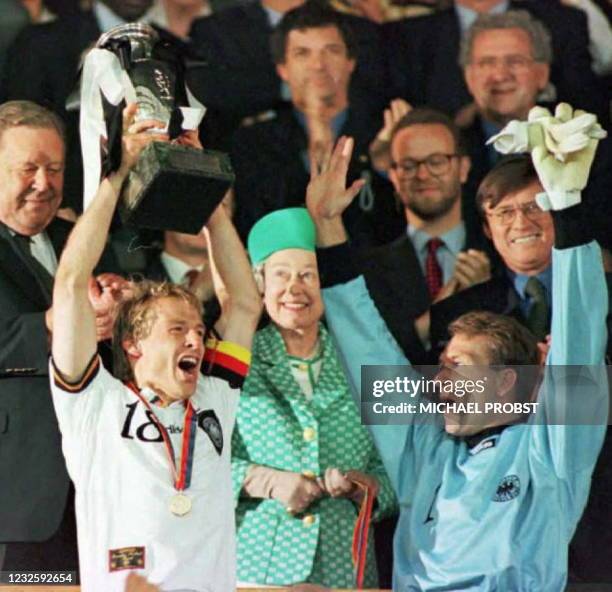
[350,481,376,589]
[126,382,198,491]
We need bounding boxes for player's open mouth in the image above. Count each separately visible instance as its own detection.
[177,355,200,378]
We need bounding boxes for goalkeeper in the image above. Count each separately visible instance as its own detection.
[305,104,609,591]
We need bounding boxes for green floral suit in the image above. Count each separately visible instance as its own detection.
[232,323,397,587]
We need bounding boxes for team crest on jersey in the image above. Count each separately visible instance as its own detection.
[108,546,145,571]
[198,410,223,455]
[493,474,521,502]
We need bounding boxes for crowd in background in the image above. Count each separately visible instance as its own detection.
[0,0,610,589]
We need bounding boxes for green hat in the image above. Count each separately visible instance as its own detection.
[247,208,316,265]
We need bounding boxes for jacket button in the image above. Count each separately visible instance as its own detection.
[303,514,316,527]
[303,427,316,442]
[302,470,316,479]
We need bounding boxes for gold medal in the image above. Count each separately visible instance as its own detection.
[169,493,192,516]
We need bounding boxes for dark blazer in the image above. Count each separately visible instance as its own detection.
[187,2,389,149]
[429,272,523,356]
[0,218,73,544]
[383,1,608,123]
[0,217,118,565]
[230,104,404,247]
[1,11,100,211]
[360,224,488,364]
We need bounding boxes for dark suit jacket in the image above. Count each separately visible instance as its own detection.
[383,1,608,123]
[230,104,404,247]
[1,11,100,211]
[429,272,523,356]
[0,218,73,542]
[0,217,118,548]
[360,224,488,364]
[187,2,389,149]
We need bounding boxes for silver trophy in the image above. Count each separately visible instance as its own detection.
[93,23,233,233]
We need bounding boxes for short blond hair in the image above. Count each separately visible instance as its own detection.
[0,100,65,147]
[112,280,203,381]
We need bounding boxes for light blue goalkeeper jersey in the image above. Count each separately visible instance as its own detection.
[322,242,608,591]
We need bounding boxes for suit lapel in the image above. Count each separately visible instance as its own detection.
[0,224,52,308]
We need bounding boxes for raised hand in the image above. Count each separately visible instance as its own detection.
[174,128,203,150]
[303,86,335,175]
[306,136,365,222]
[378,98,412,144]
[88,273,130,342]
[452,249,491,291]
[370,98,411,171]
[527,103,606,211]
[119,104,169,176]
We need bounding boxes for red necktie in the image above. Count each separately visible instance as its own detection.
[425,238,444,300]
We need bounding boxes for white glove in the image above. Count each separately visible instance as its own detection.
[487,103,607,211]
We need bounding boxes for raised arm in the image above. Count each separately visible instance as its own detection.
[306,137,432,492]
[203,204,261,350]
[52,106,167,382]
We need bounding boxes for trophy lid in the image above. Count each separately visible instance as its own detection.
[97,23,159,61]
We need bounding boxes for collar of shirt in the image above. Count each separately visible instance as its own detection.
[465,424,509,455]
[10,229,57,276]
[160,251,204,285]
[140,385,188,409]
[144,1,211,34]
[93,1,127,32]
[455,1,509,34]
[262,3,283,28]
[30,232,58,276]
[407,221,466,282]
[509,265,553,306]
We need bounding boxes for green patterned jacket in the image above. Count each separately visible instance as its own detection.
[232,323,397,587]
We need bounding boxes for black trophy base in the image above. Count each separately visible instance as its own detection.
[119,142,235,234]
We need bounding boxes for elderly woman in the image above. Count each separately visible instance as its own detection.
[231,208,396,588]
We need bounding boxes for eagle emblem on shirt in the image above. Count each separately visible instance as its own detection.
[493,474,521,502]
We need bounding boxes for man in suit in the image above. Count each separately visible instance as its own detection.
[187,0,389,150]
[0,0,154,211]
[0,100,119,573]
[458,10,612,250]
[429,155,553,354]
[360,107,491,363]
[229,2,403,248]
[384,0,606,122]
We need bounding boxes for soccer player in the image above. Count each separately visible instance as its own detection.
[305,105,608,590]
[49,105,261,591]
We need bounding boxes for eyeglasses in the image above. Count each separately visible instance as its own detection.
[486,201,547,226]
[472,55,536,74]
[391,153,459,178]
